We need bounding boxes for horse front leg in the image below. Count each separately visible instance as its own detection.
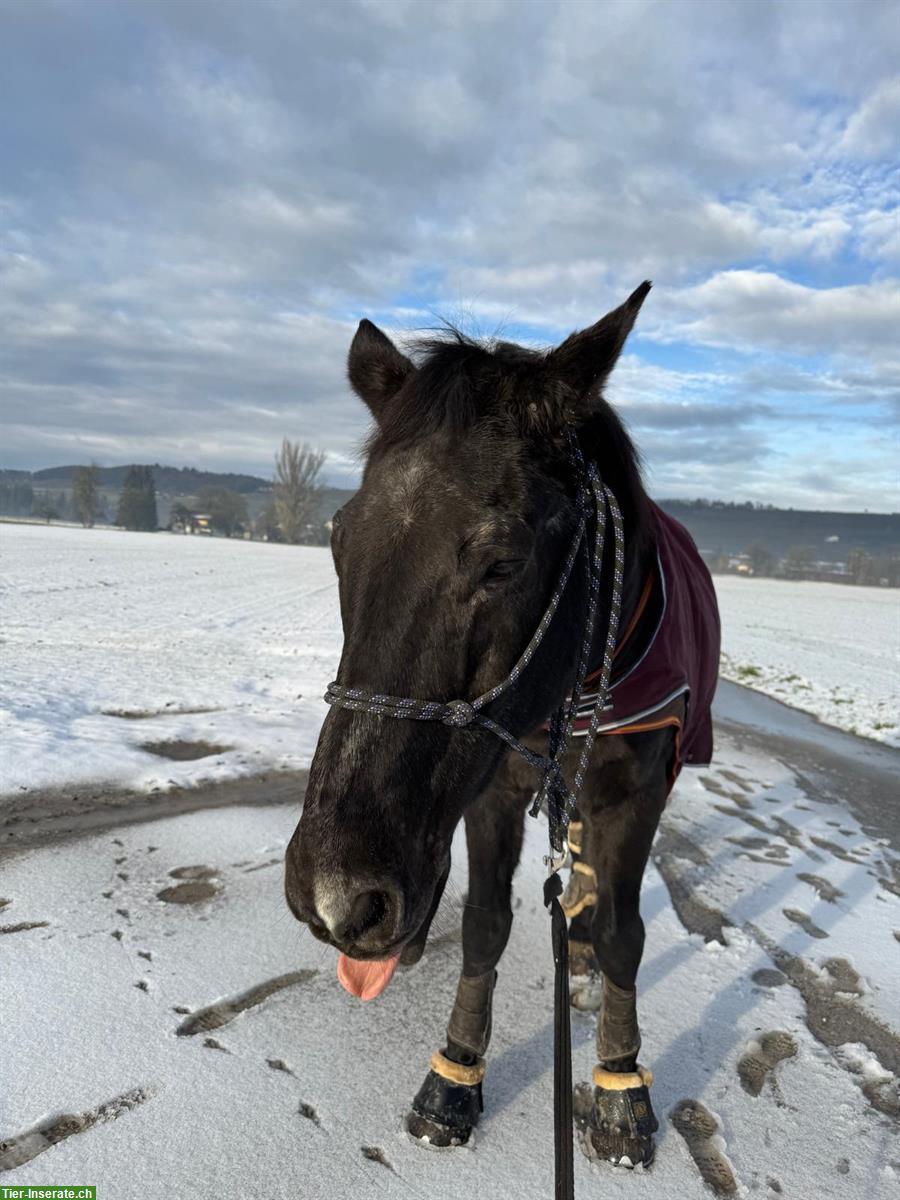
[407,759,528,1147]
[575,733,670,1168]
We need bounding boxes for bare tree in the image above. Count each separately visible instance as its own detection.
[746,541,774,577]
[274,439,325,544]
[73,463,100,527]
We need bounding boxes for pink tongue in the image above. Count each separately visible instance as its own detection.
[337,952,401,1001]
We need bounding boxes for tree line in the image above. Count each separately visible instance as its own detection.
[0,470,113,524]
[169,441,327,542]
[712,541,900,587]
[0,441,329,545]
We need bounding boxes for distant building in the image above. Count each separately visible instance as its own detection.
[727,553,753,575]
[171,510,213,535]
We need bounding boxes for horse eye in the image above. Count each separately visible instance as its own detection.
[481,559,524,585]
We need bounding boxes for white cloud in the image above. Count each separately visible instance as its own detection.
[838,76,900,160]
[648,270,900,362]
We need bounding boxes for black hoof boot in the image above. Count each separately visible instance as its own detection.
[579,1065,658,1168]
[407,1051,484,1148]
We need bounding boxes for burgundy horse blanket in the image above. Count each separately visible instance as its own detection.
[562,503,720,789]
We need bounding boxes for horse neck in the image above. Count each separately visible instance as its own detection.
[621,500,656,628]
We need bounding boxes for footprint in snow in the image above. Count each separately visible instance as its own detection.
[737,1030,798,1097]
[726,835,770,851]
[821,958,862,994]
[717,768,754,794]
[700,776,753,808]
[157,881,219,904]
[362,1146,394,1172]
[169,865,218,880]
[783,908,829,939]
[175,970,317,1036]
[809,836,867,865]
[670,1099,738,1196]
[782,912,830,940]
[796,872,845,903]
[0,1088,151,1172]
[751,968,787,989]
[157,866,221,905]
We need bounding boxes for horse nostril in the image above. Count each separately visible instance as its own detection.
[314,884,402,948]
[346,889,389,941]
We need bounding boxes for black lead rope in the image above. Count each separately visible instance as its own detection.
[324,428,626,1199]
[545,872,574,1200]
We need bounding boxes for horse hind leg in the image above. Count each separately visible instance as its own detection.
[407,769,528,1147]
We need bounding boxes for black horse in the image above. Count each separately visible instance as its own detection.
[285,283,720,1168]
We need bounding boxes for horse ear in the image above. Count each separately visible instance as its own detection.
[548,281,651,402]
[347,319,415,420]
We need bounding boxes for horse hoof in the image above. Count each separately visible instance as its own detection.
[406,1110,473,1148]
[408,1065,483,1149]
[577,1071,658,1169]
[581,1125,655,1168]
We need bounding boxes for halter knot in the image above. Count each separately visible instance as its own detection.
[442,699,476,727]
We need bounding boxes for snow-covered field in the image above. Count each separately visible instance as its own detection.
[0,522,341,796]
[2,523,898,801]
[715,576,899,748]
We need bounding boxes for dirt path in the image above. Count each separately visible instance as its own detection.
[4,680,896,857]
[0,768,308,852]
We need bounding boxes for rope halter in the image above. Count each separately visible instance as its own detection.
[323,426,626,859]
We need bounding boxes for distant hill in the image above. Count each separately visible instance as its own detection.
[17,464,272,495]
[0,464,354,529]
[657,500,899,563]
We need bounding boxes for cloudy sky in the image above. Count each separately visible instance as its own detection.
[2,0,898,509]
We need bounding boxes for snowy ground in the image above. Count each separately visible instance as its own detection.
[2,722,897,1198]
[2,524,898,804]
[0,522,341,796]
[715,576,899,749]
[2,522,898,1197]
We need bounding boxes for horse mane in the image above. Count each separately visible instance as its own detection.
[366,328,652,547]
